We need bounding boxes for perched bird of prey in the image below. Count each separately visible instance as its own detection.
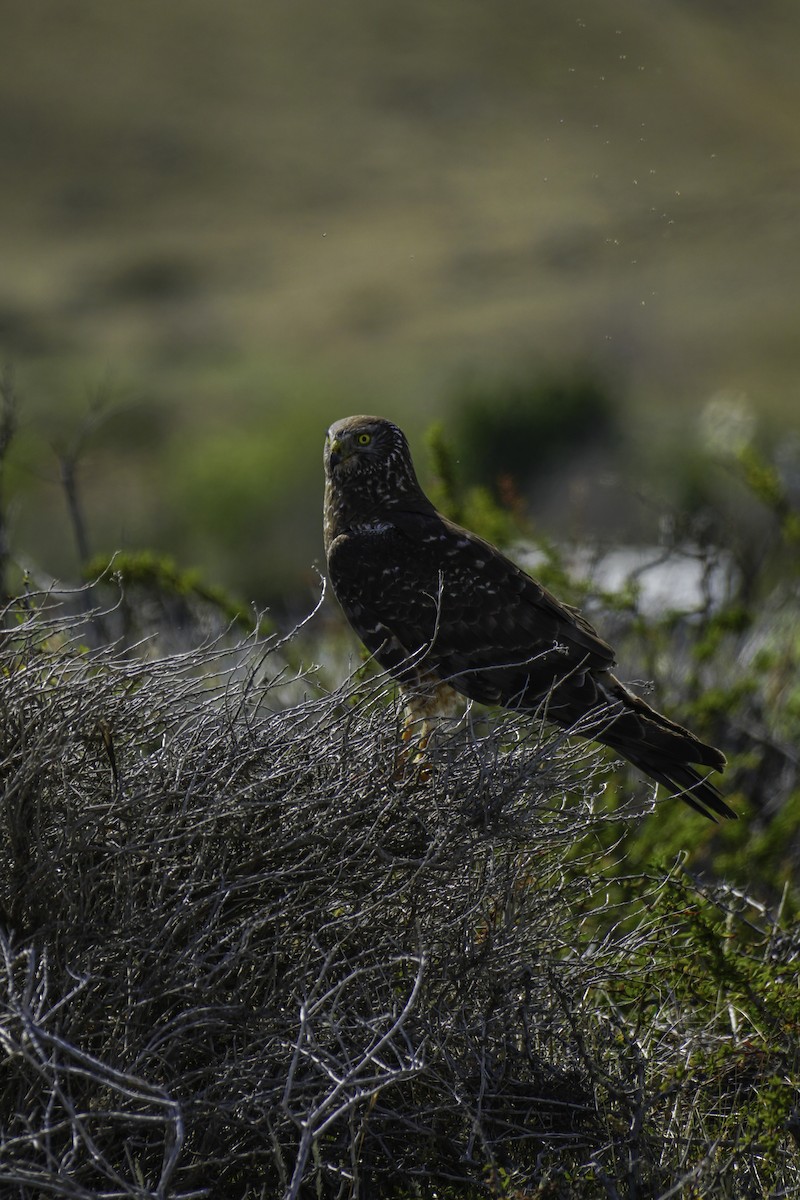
[323,414,734,820]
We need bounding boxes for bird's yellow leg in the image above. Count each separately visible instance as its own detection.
[394,715,424,780]
[394,682,459,781]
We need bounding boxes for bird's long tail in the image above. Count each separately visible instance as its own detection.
[583,674,734,821]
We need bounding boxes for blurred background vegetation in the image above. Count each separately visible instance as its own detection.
[1,0,799,605]
[3,9,800,1189]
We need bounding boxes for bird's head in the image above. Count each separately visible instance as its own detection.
[324,414,425,499]
[323,415,432,544]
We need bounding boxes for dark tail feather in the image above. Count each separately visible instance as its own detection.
[588,676,735,822]
[616,749,735,822]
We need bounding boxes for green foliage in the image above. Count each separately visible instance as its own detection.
[447,371,617,492]
[736,443,800,551]
[425,419,516,546]
[690,605,753,665]
[160,401,334,599]
[595,870,800,1182]
[84,549,272,636]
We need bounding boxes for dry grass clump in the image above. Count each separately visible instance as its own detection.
[0,593,798,1198]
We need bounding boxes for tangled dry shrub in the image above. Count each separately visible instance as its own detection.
[0,591,798,1199]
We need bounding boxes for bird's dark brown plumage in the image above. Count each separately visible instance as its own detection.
[323,414,734,821]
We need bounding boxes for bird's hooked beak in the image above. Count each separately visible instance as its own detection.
[327,435,351,470]
[328,437,342,468]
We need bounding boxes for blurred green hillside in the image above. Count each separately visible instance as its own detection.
[1,0,799,601]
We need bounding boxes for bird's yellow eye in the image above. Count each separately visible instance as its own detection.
[357,432,372,445]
